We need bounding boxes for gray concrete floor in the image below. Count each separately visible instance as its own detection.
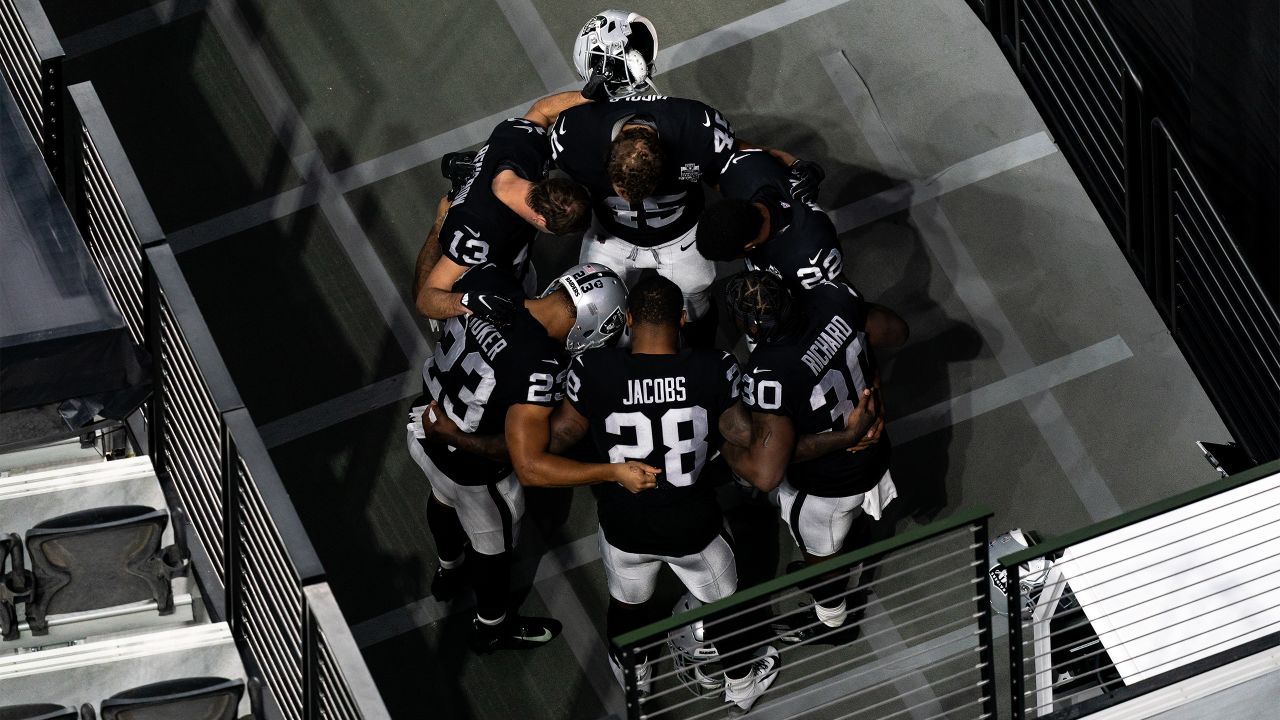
[41,0,1236,718]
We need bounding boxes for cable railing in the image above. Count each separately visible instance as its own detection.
[0,0,64,184]
[998,459,1280,719]
[612,507,998,720]
[66,76,391,720]
[1151,120,1280,462]
[967,0,1279,463]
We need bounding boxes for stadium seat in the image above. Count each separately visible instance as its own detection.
[24,506,188,635]
[0,533,33,641]
[98,677,244,720]
[0,704,81,720]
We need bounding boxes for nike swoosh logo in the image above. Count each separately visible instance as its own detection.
[464,225,479,236]
[557,118,567,134]
[521,629,553,642]
[680,238,697,251]
[752,367,771,374]
[702,111,711,128]
[808,251,822,264]
[730,153,748,165]
[541,359,561,365]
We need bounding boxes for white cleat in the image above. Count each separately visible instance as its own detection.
[723,645,781,711]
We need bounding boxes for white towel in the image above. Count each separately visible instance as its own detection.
[861,469,898,521]
[408,405,428,439]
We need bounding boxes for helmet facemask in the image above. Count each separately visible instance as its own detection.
[574,10,660,99]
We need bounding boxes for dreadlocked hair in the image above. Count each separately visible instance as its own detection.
[724,270,795,341]
[608,127,664,202]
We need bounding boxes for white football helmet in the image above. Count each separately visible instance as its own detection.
[988,529,1055,618]
[573,10,659,98]
[540,263,628,353]
[667,593,723,696]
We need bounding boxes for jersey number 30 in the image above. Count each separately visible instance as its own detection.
[605,407,709,487]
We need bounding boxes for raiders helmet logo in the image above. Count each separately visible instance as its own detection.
[600,307,625,337]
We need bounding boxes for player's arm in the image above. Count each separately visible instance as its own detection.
[507,404,660,492]
[523,91,592,128]
[419,401,509,462]
[548,398,591,453]
[719,390,878,461]
[413,194,472,320]
[721,411,795,493]
[865,304,909,348]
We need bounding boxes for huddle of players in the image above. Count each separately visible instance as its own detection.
[406,10,909,712]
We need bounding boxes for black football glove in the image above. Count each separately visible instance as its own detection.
[459,292,517,327]
[441,151,477,200]
[787,158,826,205]
[581,72,612,102]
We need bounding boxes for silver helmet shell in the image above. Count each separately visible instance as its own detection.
[988,529,1054,618]
[667,593,723,695]
[573,10,659,98]
[540,263,628,353]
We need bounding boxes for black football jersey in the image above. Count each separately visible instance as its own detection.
[566,347,741,556]
[719,149,845,291]
[740,281,889,496]
[551,96,736,248]
[439,118,551,272]
[416,263,566,485]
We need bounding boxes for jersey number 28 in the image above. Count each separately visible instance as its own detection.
[604,407,709,487]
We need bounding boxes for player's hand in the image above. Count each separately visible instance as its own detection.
[788,159,825,205]
[435,194,451,216]
[614,461,661,493]
[420,401,460,443]
[845,388,885,452]
[459,293,517,326]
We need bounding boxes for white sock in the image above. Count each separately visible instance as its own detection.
[815,599,848,628]
[439,554,464,569]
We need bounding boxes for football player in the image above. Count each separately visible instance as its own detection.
[721,270,908,643]
[696,147,844,292]
[407,262,635,653]
[414,91,594,322]
[550,275,778,709]
[549,89,746,348]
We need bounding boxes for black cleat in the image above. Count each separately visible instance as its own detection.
[430,562,466,602]
[770,609,861,646]
[469,615,563,654]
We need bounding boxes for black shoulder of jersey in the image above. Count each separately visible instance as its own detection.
[719,149,789,201]
[452,262,527,299]
[487,117,551,181]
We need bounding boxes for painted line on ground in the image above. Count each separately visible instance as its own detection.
[854,596,947,719]
[494,0,578,93]
[204,0,431,364]
[829,131,1059,234]
[258,372,418,449]
[822,49,1122,521]
[528,529,624,718]
[61,0,207,57]
[890,335,1133,446]
[169,0,859,250]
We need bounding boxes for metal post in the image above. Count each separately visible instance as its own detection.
[223,430,239,629]
[972,521,999,718]
[619,644,640,720]
[39,56,62,187]
[1007,561,1026,720]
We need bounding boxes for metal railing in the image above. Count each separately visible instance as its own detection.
[966,0,1279,463]
[68,78,391,720]
[1150,121,1280,462]
[1000,459,1280,719]
[66,81,164,346]
[1002,0,1145,263]
[612,507,998,720]
[0,0,64,184]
